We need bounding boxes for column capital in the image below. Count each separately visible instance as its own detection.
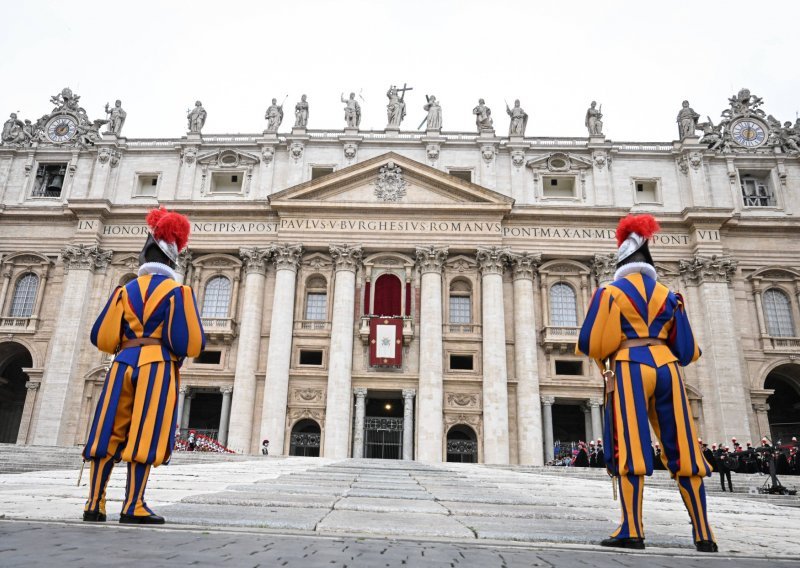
[508,251,541,281]
[353,387,368,398]
[329,244,363,273]
[176,248,193,274]
[270,244,303,272]
[752,402,770,412]
[589,398,603,408]
[239,247,271,274]
[476,246,510,276]
[591,252,617,284]
[61,244,113,272]
[415,245,448,274]
[220,385,234,395]
[25,381,40,391]
[402,388,416,399]
[541,395,555,406]
[179,385,191,395]
[679,254,737,285]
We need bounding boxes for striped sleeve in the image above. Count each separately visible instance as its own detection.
[90,286,125,354]
[576,286,623,361]
[667,292,701,366]
[164,285,206,358]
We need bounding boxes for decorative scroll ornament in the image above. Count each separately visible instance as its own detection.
[374,161,408,202]
[679,254,737,285]
[61,244,113,272]
[447,393,479,407]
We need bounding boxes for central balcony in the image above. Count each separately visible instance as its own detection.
[541,325,580,353]
[0,317,38,335]
[359,316,414,345]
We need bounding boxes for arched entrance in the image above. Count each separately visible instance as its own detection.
[446,424,478,463]
[289,419,321,457]
[373,273,402,316]
[765,363,800,441]
[0,342,33,443]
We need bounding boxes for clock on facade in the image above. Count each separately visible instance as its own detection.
[730,118,767,148]
[45,115,78,143]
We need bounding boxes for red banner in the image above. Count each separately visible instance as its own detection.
[369,317,403,367]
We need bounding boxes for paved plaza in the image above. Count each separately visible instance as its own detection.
[1,448,799,566]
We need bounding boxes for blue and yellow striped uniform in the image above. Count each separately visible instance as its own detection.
[577,269,714,544]
[83,273,204,517]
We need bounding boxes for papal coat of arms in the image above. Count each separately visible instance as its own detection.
[374,161,407,202]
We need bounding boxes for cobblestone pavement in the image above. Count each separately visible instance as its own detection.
[1,453,800,564]
[2,521,799,568]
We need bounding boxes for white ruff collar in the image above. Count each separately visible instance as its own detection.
[138,262,178,281]
[613,261,657,282]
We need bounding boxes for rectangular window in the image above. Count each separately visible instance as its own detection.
[299,350,324,366]
[633,179,659,203]
[135,173,160,197]
[555,360,583,376]
[449,354,474,371]
[739,171,775,207]
[449,296,471,324]
[311,166,335,180]
[305,292,327,320]
[194,351,222,365]
[542,176,576,198]
[448,169,472,182]
[32,163,67,198]
[210,171,244,194]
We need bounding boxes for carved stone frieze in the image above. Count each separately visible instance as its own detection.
[25,381,40,391]
[481,145,495,163]
[679,254,737,285]
[181,147,197,165]
[329,244,363,273]
[293,387,324,403]
[444,413,481,428]
[61,244,113,272]
[508,252,541,281]
[270,244,303,272]
[374,161,408,202]
[239,247,271,274]
[287,408,325,423]
[426,144,440,162]
[415,246,448,275]
[261,146,275,164]
[446,392,480,408]
[289,142,304,161]
[476,246,510,276]
[511,150,525,168]
[343,143,358,160]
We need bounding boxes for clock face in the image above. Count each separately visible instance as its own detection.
[731,118,767,148]
[46,116,78,143]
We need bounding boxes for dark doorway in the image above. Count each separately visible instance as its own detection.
[290,419,321,457]
[363,393,403,459]
[187,391,222,439]
[765,364,800,441]
[373,273,402,316]
[446,424,478,463]
[0,342,32,443]
[552,403,585,456]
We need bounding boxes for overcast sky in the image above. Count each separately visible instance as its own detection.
[2,0,797,141]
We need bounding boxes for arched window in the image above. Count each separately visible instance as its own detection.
[9,273,39,318]
[446,424,478,463]
[305,276,327,321]
[763,288,795,337]
[550,283,578,327]
[373,273,402,316]
[119,273,137,286]
[202,276,231,318]
[449,279,471,324]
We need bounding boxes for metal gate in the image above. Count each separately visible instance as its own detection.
[446,439,478,463]
[363,416,403,459]
[290,432,321,457]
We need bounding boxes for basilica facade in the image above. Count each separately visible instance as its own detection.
[0,87,798,464]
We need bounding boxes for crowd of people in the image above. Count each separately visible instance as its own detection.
[548,439,608,468]
[174,430,235,454]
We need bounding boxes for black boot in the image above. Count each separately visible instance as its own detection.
[600,537,645,549]
[695,540,719,553]
[82,511,107,522]
[119,513,165,525]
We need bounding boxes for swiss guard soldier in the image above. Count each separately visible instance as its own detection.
[577,214,718,552]
[82,207,205,524]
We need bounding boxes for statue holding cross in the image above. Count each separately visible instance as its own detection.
[386,84,412,129]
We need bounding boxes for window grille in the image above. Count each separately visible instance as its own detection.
[741,177,774,207]
[763,288,795,337]
[449,295,471,324]
[10,273,38,317]
[550,283,578,327]
[202,276,231,318]
[305,292,327,320]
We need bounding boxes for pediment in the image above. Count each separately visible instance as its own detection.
[270,152,513,211]
[197,149,260,168]
[525,152,593,172]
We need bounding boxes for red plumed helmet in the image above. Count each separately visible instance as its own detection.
[615,214,661,247]
[146,207,190,253]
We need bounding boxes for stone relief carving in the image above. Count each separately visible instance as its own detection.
[592,151,609,169]
[426,144,440,162]
[343,143,358,160]
[679,254,737,285]
[374,161,408,202]
[187,101,207,133]
[261,146,275,164]
[287,408,324,422]
[293,388,323,403]
[329,244,363,272]
[511,150,525,168]
[415,246,448,274]
[476,246,510,275]
[289,142,304,161]
[181,147,197,165]
[481,145,495,163]
[444,413,481,428]
[61,244,113,272]
[447,393,479,407]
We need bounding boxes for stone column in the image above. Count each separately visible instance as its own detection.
[752,279,768,345]
[323,244,362,459]
[542,396,555,462]
[15,381,40,444]
[582,404,592,442]
[402,388,416,460]
[509,252,543,465]
[181,390,193,430]
[476,246,511,464]
[589,398,603,443]
[415,246,448,462]
[752,402,771,440]
[591,253,617,288]
[260,244,303,455]
[218,386,233,446]
[679,255,750,442]
[352,387,367,458]
[32,245,112,446]
[176,385,188,433]
[0,267,12,310]
[228,247,270,452]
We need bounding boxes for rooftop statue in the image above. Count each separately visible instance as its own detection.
[506,99,528,136]
[585,101,603,136]
[473,99,493,133]
[341,92,361,128]
[187,101,207,134]
[294,95,309,128]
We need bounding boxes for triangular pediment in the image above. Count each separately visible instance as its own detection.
[270,152,513,212]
